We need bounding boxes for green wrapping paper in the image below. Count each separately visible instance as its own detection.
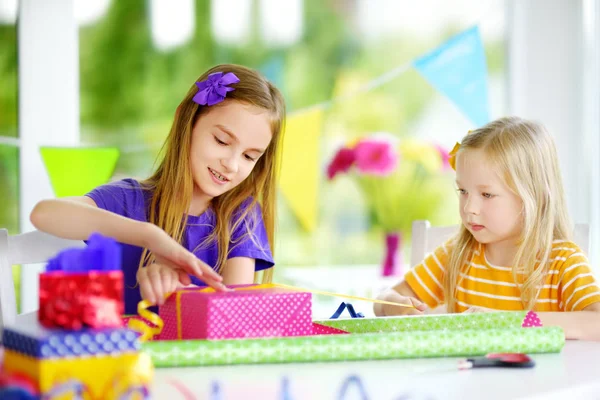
[142,312,565,368]
[316,311,530,333]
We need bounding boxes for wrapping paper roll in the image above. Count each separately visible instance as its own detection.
[143,312,564,368]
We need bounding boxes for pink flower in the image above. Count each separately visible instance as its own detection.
[433,143,452,171]
[353,139,398,176]
[326,147,356,180]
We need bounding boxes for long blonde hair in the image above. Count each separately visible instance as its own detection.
[445,117,572,312]
[139,64,285,283]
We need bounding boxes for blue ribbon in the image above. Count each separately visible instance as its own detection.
[330,302,365,319]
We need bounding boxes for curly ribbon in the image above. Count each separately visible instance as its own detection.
[129,283,414,341]
[127,300,164,342]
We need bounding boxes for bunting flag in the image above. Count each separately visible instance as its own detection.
[40,147,120,197]
[278,109,324,232]
[24,26,491,232]
[413,26,491,127]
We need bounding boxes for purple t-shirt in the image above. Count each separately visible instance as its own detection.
[86,178,274,315]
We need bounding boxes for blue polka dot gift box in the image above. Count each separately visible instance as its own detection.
[0,322,140,358]
[0,234,153,399]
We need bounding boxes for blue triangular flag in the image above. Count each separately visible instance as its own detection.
[414,26,491,127]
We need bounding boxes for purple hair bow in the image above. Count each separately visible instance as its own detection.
[193,72,240,106]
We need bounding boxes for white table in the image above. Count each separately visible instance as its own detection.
[152,341,600,400]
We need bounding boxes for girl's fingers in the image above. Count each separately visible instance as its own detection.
[148,266,165,306]
[177,253,204,278]
[151,233,223,283]
[196,259,223,282]
[177,270,192,286]
[159,268,178,301]
[410,298,428,312]
[172,249,223,284]
[138,270,156,305]
[405,307,424,315]
[203,275,231,292]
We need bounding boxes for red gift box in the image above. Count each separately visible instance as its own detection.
[157,286,313,340]
[38,271,124,330]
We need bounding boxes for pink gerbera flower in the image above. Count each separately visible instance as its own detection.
[353,139,398,176]
[326,147,356,180]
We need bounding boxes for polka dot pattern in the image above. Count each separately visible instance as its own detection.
[521,311,543,328]
[158,289,313,340]
[155,306,178,340]
[1,324,140,358]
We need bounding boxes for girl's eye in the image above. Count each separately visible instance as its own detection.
[482,192,494,199]
[457,188,467,195]
[244,154,256,162]
[214,136,227,145]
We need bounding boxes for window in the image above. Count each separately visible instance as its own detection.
[77,0,506,269]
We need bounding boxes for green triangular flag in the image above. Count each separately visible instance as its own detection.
[40,147,120,197]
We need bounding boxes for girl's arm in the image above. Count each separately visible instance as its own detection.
[374,280,428,316]
[539,303,600,341]
[221,257,256,285]
[30,197,223,287]
[31,197,157,244]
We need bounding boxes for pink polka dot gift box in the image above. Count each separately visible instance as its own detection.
[130,284,345,341]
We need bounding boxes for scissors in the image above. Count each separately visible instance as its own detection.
[458,353,535,370]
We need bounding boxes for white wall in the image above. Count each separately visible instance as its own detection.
[18,0,79,313]
[582,0,600,270]
[507,0,600,267]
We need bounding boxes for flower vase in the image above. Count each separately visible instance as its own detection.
[381,232,402,277]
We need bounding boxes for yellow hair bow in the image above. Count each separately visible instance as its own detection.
[448,142,460,171]
[448,130,473,171]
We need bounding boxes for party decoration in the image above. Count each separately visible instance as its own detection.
[278,109,324,231]
[40,147,119,197]
[414,26,490,127]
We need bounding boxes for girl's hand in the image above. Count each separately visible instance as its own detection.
[137,258,206,306]
[142,223,226,291]
[137,262,181,305]
[376,289,429,316]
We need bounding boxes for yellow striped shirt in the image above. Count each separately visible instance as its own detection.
[404,240,600,312]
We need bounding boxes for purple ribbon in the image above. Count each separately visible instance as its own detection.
[45,232,121,273]
[193,72,240,106]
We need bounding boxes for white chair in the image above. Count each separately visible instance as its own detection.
[0,228,85,330]
[410,220,590,267]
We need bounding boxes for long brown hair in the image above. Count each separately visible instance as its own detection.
[445,117,571,312]
[139,64,285,283]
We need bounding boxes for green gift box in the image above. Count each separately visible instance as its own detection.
[142,311,565,367]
